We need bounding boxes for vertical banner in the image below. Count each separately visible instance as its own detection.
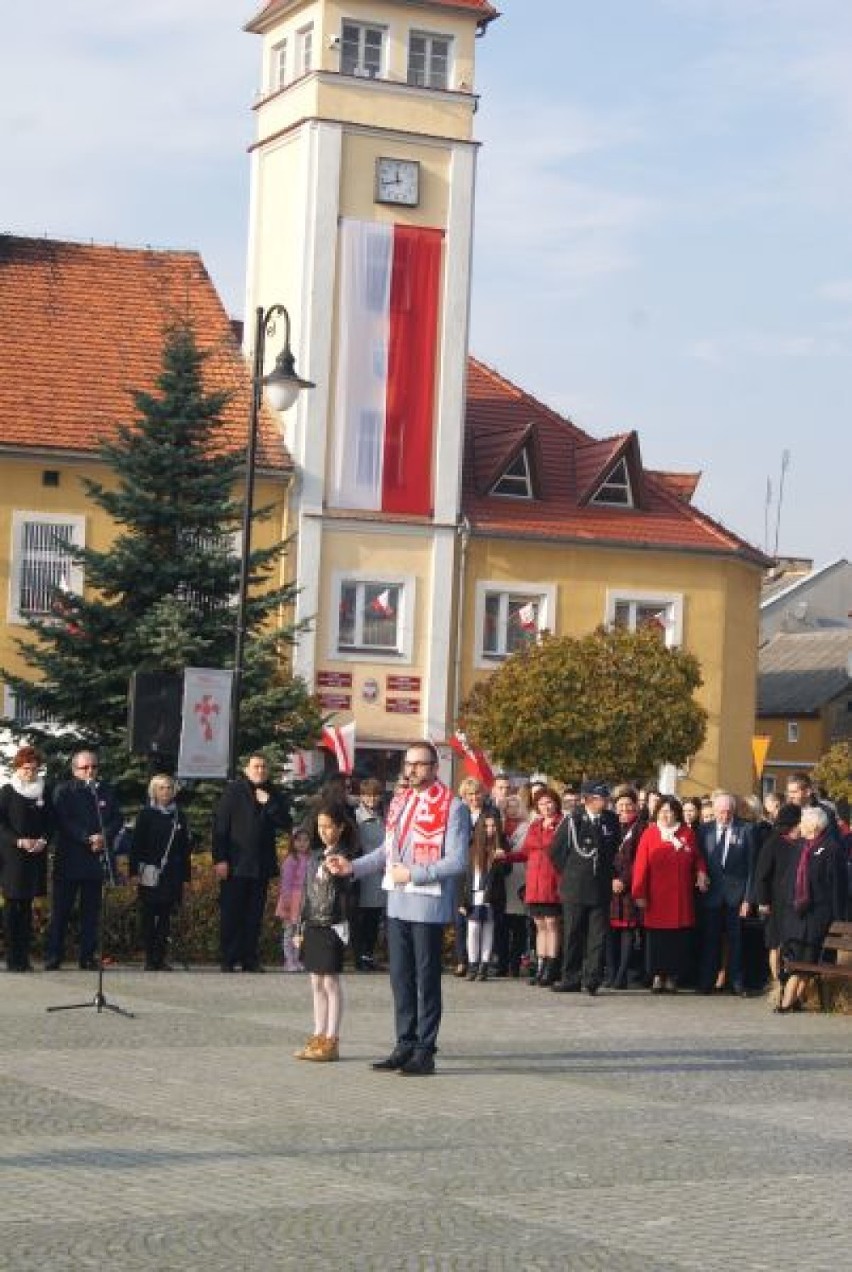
[177,668,233,779]
[331,217,442,515]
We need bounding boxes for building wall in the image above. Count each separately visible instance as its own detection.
[458,537,763,796]
[759,715,826,792]
[760,560,852,642]
[0,454,290,692]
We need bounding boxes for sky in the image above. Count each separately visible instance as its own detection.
[4,0,850,565]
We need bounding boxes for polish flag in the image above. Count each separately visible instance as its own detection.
[517,601,538,632]
[331,218,443,516]
[320,722,357,775]
[449,729,495,789]
[370,588,394,618]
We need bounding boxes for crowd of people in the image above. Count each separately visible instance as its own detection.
[1,740,849,1074]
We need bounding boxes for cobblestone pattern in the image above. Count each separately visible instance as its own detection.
[0,970,849,1270]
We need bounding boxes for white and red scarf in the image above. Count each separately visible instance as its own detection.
[387,781,453,869]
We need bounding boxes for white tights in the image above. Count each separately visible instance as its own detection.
[310,973,343,1038]
[467,917,494,967]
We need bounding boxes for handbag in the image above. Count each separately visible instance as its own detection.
[138,817,179,889]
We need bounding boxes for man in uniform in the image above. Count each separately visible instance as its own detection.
[550,779,619,995]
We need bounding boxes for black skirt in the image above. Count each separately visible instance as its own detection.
[302,924,346,975]
[528,902,561,918]
[645,927,693,977]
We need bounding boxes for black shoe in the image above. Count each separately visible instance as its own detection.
[551,980,581,993]
[144,962,157,972]
[220,962,237,973]
[398,1053,435,1077]
[242,964,265,973]
[371,1049,414,1072]
[476,964,488,982]
[44,959,61,971]
[79,959,98,971]
[584,984,599,996]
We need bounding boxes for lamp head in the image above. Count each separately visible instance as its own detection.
[263,346,315,414]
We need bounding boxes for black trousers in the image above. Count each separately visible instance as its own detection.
[560,901,608,989]
[46,877,103,965]
[138,894,173,968]
[4,897,34,970]
[219,876,268,969]
[353,906,383,964]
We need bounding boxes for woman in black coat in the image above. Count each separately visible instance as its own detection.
[0,746,51,971]
[129,774,191,971]
[775,805,847,1013]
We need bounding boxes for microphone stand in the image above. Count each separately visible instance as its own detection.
[47,778,135,1019]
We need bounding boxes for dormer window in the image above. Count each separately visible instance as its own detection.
[491,448,534,499]
[408,32,452,90]
[342,21,384,79]
[590,457,634,507]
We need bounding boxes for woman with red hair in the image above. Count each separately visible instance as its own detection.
[0,747,52,971]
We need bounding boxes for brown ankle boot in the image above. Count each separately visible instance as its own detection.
[305,1035,339,1062]
[294,1033,323,1060]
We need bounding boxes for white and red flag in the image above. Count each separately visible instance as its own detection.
[331,217,443,516]
[369,588,395,618]
[517,601,538,632]
[449,729,495,789]
[320,721,357,775]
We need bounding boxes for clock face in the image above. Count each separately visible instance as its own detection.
[375,157,420,207]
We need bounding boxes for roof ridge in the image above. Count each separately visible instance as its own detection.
[0,232,203,261]
[468,355,590,442]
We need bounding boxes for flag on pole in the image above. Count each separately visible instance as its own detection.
[320,721,357,775]
[517,601,537,632]
[370,588,395,618]
[330,217,443,515]
[449,729,495,789]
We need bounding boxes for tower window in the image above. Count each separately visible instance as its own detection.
[296,24,313,78]
[270,38,288,90]
[341,22,384,79]
[408,32,452,90]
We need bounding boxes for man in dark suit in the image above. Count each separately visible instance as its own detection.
[697,792,755,994]
[212,754,292,972]
[44,749,123,970]
[550,780,620,996]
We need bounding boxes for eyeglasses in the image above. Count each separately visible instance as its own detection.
[404,758,435,769]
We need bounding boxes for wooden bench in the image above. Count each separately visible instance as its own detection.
[785,920,852,1009]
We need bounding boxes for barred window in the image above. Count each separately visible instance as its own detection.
[8,512,84,623]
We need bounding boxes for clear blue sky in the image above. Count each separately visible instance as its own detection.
[4,1,850,564]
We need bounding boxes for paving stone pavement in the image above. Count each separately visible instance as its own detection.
[0,967,849,1271]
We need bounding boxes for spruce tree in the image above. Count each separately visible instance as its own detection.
[2,321,321,805]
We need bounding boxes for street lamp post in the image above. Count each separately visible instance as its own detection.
[229,304,314,778]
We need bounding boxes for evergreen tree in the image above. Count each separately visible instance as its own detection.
[2,321,321,806]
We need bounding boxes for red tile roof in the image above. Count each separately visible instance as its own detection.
[247,0,499,34]
[464,358,770,566]
[0,236,290,472]
[650,470,701,503]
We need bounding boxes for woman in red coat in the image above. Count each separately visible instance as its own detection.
[504,786,563,985]
[632,795,708,993]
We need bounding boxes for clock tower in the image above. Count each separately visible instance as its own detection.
[243,0,498,779]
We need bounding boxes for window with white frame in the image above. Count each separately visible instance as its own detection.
[590,458,634,507]
[491,448,533,499]
[175,528,241,614]
[270,38,288,90]
[475,581,555,666]
[331,573,414,660]
[8,512,85,624]
[408,32,452,89]
[787,721,799,744]
[341,21,384,78]
[295,24,314,77]
[606,589,683,647]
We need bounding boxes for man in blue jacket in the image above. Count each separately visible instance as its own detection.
[329,739,469,1076]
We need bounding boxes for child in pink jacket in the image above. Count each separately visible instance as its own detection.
[275,827,310,971]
